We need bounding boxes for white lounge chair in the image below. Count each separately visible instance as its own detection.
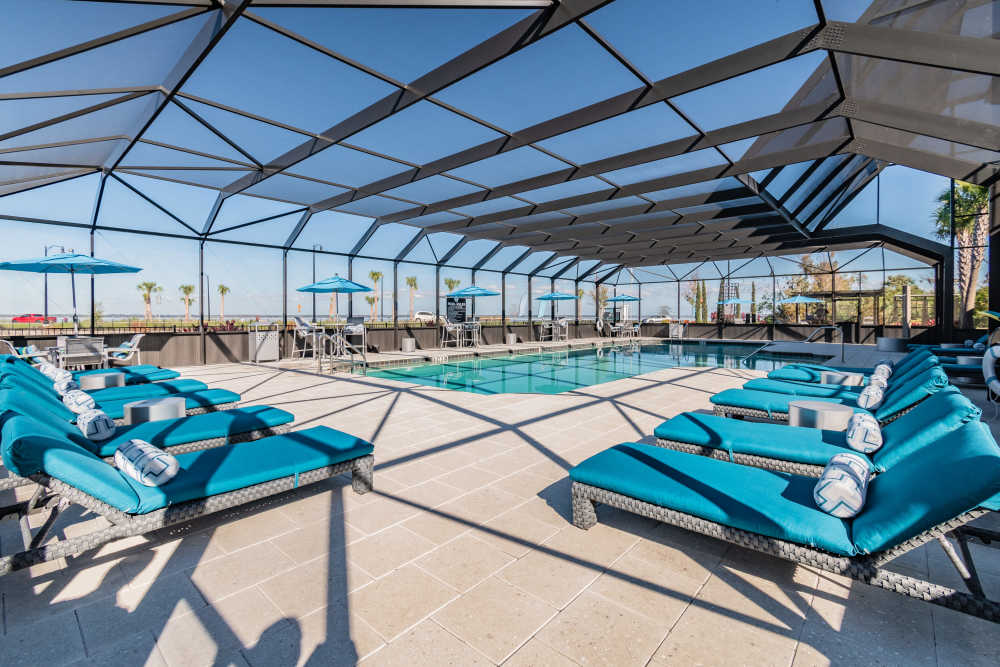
[102,333,144,367]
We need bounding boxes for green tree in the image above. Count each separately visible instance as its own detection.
[751,282,757,319]
[444,277,461,292]
[682,274,699,320]
[591,285,609,320]
[364,295,376,321]
[178,284,196,323]
[405,276,418,320]
[699,279,708,322]
[368,271,383,322]
[137,281,162,322]
[217,284,230,320]
[933,181,989,328]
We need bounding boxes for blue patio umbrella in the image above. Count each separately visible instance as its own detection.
[446,285,500,298]
[776,295,823,304]
[0,253,141,333]
[296,275,371,294]
[606,294,640,302]
[536,291,577,318]
[718,298,754,305]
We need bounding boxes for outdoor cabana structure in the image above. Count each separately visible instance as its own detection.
[1,2,1000,665]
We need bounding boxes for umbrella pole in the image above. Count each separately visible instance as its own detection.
[70,268,79,335]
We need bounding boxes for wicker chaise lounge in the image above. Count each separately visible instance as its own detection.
[0,399,294,490]
[710,365,949,424]
[2,373,240,426]
[748,355,940,399]
[767,348,935,383]
[0,414,374,576]
[570,421,1000,620]
[654,390,979,477]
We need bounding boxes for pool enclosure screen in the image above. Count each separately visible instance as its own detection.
[0,1,997,340]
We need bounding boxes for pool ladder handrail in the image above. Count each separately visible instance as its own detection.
[803,325,845,362]
[740,341,773,366]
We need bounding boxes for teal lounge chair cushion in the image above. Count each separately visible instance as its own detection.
[74,365,181,384]
[873,366,949,421]
[710,388,867,417]
[82,379,207,402]
[742,378,863,398]
[122,426,374,514]
[852,421,1000,554]
[768,350,935,383]
[1,415,373,515]
[1,415,146,512]
[1,395,292,457]
[653,412,858,469]
[91,388,241,421]
[873,389,981,471]
[570,443,856,556]
[88,405,294,458]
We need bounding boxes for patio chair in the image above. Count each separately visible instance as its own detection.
[291,316,318,358]
[0,340,51,365]
[0,414,373,576]
[570,420,1000,620]
[710,365,950,425]
[556,318,569,342]
[102,333,144,367]
[0,399,293,490]
[344,316,367,353]
[440,318,463,348]
[767,348,935,383]
[653,389,979,477]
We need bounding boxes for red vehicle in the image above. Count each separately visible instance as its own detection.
[12,314,57,324]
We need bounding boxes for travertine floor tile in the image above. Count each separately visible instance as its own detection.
[536,592,666,667]
[189,541,294,603]
[259,551,373,617]
[349,565,458,641]
[434,576,557,664]
[416,533,514,592]
[347,524,436,578]
[360,620,490,666]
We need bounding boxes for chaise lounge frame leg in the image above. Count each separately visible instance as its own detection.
[939,533,986,599]
[352,455,374,494]
[571,482,597,529]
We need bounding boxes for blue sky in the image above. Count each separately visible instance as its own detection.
[0,2,968,318]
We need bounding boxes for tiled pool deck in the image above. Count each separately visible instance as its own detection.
[1,341,997,665]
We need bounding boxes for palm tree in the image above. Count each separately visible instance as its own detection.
[405,276,418,320]
[368,270,383,322]
[444,277,461,293]
[933,181,989,328]
[137,281,162,322]
[178,284,196,323]
[364,295,376,321]
[217,284,230,320]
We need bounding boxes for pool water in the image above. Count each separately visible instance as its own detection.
[365,341,830,395]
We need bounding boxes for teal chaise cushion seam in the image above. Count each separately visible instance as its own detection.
[89,388,241,421]
[570,443,856,556]
[74,366,181,384]
[742,378,863,398]
[123,427,374,514]
[2,414,374,515]
[89,406,294,457]
[852,421,1000,553]
[654,412,863,469]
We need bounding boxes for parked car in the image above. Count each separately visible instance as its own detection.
[12,314,56,324]
[412,311,436,323]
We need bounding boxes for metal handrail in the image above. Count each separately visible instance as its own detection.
[803,325,845,362]
[740,341,772,365]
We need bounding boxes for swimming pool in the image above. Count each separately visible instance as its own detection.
[365,341,830,395]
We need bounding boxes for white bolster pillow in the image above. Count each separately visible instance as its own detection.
[77,409,116,441]
[814,452,871,518]
[845,413,883,454]
[115,439,179,487]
